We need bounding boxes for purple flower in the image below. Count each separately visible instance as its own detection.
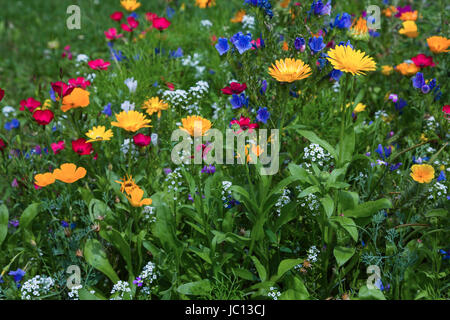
[388,94,398,103]
[260,80,267,94]
[201,165,216,174]
[310,0,332,16]
[395,99,407,112]
[256,107,270,123]
[163,168,172,175]
[230,93,249,109]
[133,277,143,287]
[389,162,402,171]
[437,170,446,182]
[4,119,20,131]
[11,178,19,188]
[375,144,391,160]
[9,269,26,283]
[308,36,326,54]
[61,220,69,228]
[9,219,19,228]
[412,72,425,89]
[294,37,306,51]
[215,38,230,56]
[333,13,352,29]
[170,47,183,58]
[329,69,342,81]
[102,103,112,117]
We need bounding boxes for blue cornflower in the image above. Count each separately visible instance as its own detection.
[230,93,249,109]
[49,88,57,102]
[337,40,353,48]
[4,119,20,131]
[308,36,326,54]
[333,13,352,29]
[231,32,253,54]
[256,107,270,123]
[9,269,26,283]
[294,37,306,51]
[215,38,230,56]
[309,0,332,16]
[61,220,69,228]
[260,79,267,94]
[166,7,175,19]
[201,165,216,174]
[102,103,112,117]
[375,144,392,160]
[170,47,183,58]
[395,98,407,112]
[437,170,446,182]
[329,69,343,81]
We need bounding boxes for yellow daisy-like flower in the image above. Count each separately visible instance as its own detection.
[352,102,367,114]
[180,115,212,136]
[399,10,418,21]
[326,45,376,76]
[126,187,152,207]
[34,172,56,187]
[120,0,141,12]
[395,62,420,76]
[115,175,139,195]
[111,110,152,132]
[142,97,169,118]
[399,21,418,38]
[268,58,312,83]
[381,65,393,76]
[348,16,370,41]
[426,36,450,54]
[195,0,216,8]
[85,126,114,143]
[410,164,435,183]
[231,10,246,23]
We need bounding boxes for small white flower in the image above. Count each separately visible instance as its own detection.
[124,77,138,93]
[121,100,135,112]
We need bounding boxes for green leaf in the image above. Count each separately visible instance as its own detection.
[288,163,311,184]
[297,130,338,160]
[338,127,355,165]
[19,203,41,230]
[339,191,359,211]
[99,228,133,278]
[333,246,356,266]
[78,288,105,300]
[298,185,320,198]
[233,268,258,281]
[320,195,334,218]
[0,205,8,246]
[84,239,119,283]
[251,256,267,282]
[280,277,309,300]
[330,216,358,242]
[425,209,447,218]
[275,259,303,280]
[343,198,392,218]
[189,246,212,264]
[177,280,211,296]
[358,285,386,300]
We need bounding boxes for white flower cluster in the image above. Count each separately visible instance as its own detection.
[160,81,209,114]
[121,138,138,156]
[110,280,131,300]
[374,110,388,120]
[165,167,183,200]
[181,53,206,76]
[200,20,213,28]
[189,81,209,99]
[222,181,233,208]
[124,77,137,94]
[20,275,55,300]
[301,143,334,171]
[242,15,255,30]
[275,189,291,216]
[143,206,156,223]
[427,182,448,200]
[295,186,320,215]
[267,287,282,300]
[424,115,438,132]
[307,246,320,263]
[120,100,135,112]
[140,261,158,283]
[68,284,83,300]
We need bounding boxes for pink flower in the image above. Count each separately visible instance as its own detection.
[51,141,65,154]
[110,11,124,22]
[88,59,111,70]
[51,81,75,98]
[133,133,151,147]
[62,45,73,60]
[19,97,41,112]
[68,77,91,89]
[152,17,171,31]
[443,105,450,118]
[167,83,175,90]
[145,12,158,22]
[105,28,123,40]
[121,16,139,32]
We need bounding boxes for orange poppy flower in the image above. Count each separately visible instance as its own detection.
[53,163,87,183]
[34,172,55,187]
[61,88,90,112]
[126,187,152,207]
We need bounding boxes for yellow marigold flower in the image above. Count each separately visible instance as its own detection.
[348,16,370,41]
[120,0,141,12]
[85,126,114,143]
[426,36,450,53]
[34,172,55,187]
[53,163,87,184]
[395,62,420,76]
[195,0,216,8]
[42,99,52,109]
[381,65,393,75]
[115,175,139,195]
[180,115,212,136]
[126,187,152,207]
[326,45,376,76]
[399,21,418,38]
[111,110,152,132]
[61,88,90,112]
[142,97,169,118]
[231,10,246,23]
[399,10,418,21]
[353,103,367,113]
[280,0,291,8]
[268,58,312,83]
[410,164,435,183]
[382,6,397,17]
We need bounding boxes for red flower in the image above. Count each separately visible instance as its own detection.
[32,109,54,126]
[443,105,450,117]
[68,77,91,89]
[0,88,5,102]
[51,82,75,98]
[221,82,247,95]
[411,54,436,68]
[145,12,158,22]
[210,35,218,45]
[230,116,259,133]
[153,17,171,31]
[0,138,6,152]
[72,138,93,156]
[88,59,111,71]
[121,16,139,32]
[62,45,73,60]
[110,11,124,22]
[51,140,65,154]
[133,133,151,147]
[167,82,175,90]
[20,97,41,112]
[104,27,123,40]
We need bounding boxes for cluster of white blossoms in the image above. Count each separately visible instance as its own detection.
[120,100,135,112]
[143,205,156,223]
[424,115,438,132]
[110,280,132,300]
[374,110,388,120]
[165,167,183,200]
[242,15,255,30]
[301,143,334,171]
[200,19,213,28]
[120,138,138,156]
[307,246,320,263]
[68,284,83,300]
[181,53,206,76]
[222,181,233,208]
[427,182,448,201]
[136,261,159,296]
[161,81,209,114]
[20,275,55,300]
[267,287,282,300]
[295,186,320,215]
[124,77,137,94]
[275,189,291,216]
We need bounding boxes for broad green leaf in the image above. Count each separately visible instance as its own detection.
[0,204,8,246]
[338,127,355,165]
[78,288,104,300]
[19,203,41,230]
[425,209,447,218]
[330,216,358,242]
[251,256,267,282]
[358,285,386,300]
[288,163,311,184]
[297,130,338,160]
[343,198,392,218]
[339,191,359,211]
[99,229,133,278]
[275,259,303,280]
[298,185,320,198]
[84,239,119,283]
[177,280,211,296]
[333,246,356,266]
[189,246,212,264]
[320,195,334,218]
[233,268,258,281]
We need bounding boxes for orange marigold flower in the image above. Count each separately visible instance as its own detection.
[381,65,393,75]
[180,115,212,136]
[410,164,435,183]
[382,6,397,17]
[395,62,420,76]
[399,10,418,21]
[61,88,90,112]
[34,172,55,187]
[126,187,152,207]
[53,163,87,184]
[426,36,450,53]
[231,10,246,23]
